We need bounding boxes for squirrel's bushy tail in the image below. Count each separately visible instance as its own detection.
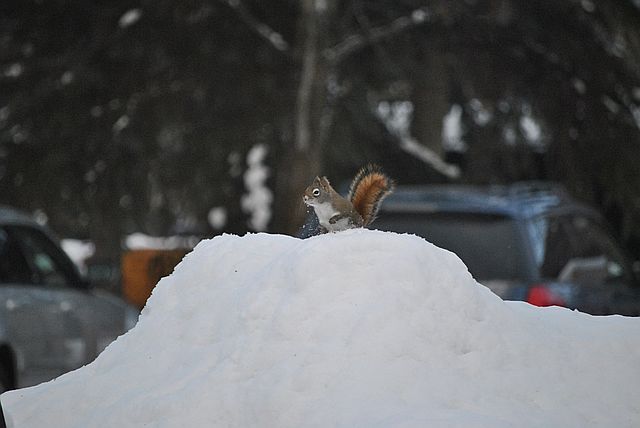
[348,164,395,226]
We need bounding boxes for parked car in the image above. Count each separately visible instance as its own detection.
[0,205,139,391]
[372,182,640,316]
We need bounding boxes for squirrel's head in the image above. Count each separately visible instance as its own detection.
[303,176,332,206]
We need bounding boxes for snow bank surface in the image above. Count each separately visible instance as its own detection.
[3,230,640,427]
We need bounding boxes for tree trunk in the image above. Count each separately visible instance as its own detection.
[411,43,450,161]
[273,0,337,235]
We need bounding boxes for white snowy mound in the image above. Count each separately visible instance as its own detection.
[3,230,640,427]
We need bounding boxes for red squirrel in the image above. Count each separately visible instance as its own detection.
[302,164,395,233]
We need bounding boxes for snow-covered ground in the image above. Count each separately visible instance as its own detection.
[2,230,639,427]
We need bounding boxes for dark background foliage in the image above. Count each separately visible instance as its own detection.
[1,0,639,261]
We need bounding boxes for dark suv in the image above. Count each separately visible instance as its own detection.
[373,183,640,316]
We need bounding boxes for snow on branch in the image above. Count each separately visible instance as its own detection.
[220,0,290,53]
[325,8,431,63]
[399,138,461,179]
[241,144,273,231]
[376,101,460,180]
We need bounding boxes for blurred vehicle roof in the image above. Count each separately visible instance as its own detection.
[381,181,599,220]
[0,205,39,226]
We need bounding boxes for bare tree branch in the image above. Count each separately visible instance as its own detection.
[397,136,461,179]
[349,0,405,78]
[220,0,291,53]
[325,7,431,64]
[376,101,461,180]
[295,26,317,152]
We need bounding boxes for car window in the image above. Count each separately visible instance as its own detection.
[4,225,80,287]
[564,216,632,282]
[530,216,573,279]
[531,215,632,283]
[0,228,34,284]
[374,212,529,281]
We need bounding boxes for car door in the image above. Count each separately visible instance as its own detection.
[0,225,89,388]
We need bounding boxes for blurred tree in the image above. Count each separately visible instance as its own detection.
[1,0,640,263]
[0,0,290,254]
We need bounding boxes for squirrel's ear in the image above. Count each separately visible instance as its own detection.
[320,176,331,188]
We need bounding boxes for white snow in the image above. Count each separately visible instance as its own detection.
[124,233,199,251]
[90,105,103,118]
[9,125,27,144]
[581,0,595,13]
[60,71,74,85]
[61,239,96,275]
[31,209,48,226]
[602,95,620,114]
[207,206,228,230]
[3,63,23,79]
[519,112,545,152]
[267,32,289,52]
[227,151,242,177]
[469,98,492,126]
[376,100,413,138]
[0,106,9,122]
[119,9,142,28]
[503,124,517,145]
[572,78,586,95]
[411,8,429,23]
[314,0,328,13]
[241,144,272,231]
[442,104,467,153]
[112,115,130,134]
[630,104,640,130]
[2,230,640,427]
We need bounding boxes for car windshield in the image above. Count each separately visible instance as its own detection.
[375,212,528,281]
[1,225,82,287]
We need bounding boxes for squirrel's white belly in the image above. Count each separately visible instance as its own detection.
[313,202,351,232]
[326,217,351,231]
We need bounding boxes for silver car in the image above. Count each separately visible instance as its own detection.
[0,205,139,391]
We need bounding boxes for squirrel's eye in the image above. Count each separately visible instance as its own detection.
[312,188,320,197]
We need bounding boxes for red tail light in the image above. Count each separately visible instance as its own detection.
[526,285,566,307]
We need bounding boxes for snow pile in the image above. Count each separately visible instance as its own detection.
[3,230,640,427]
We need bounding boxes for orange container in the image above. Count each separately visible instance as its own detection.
[121,249,189,308]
